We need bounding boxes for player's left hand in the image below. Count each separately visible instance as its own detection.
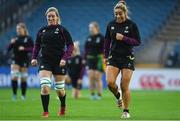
[60,59,66,66]
[19,46,25,51]
[116,33,124,41]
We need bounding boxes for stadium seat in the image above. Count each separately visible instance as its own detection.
[0,0,178,50]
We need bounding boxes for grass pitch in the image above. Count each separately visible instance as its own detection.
[0,88,180,120]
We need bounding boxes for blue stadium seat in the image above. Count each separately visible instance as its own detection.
[0,0,178,50]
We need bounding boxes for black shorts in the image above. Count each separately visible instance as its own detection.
[70,76,81,89]
[38,58,67,75]
[107,55,135,71]
[11,58,29,68]
[69,73,82,89]
[87,55,104,72]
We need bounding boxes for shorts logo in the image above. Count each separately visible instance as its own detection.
[128,63,131,67]
[41,65,44,68]
[108,55,112,59]
[127,56,135,60]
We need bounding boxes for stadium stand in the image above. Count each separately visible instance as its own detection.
[0,0,41,33]
[0,0,179,66]
[136,1,180,66]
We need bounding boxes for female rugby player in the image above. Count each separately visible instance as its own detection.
[7,22,33,101]
[67,41,84,99]
[84,22,104,100]
[104,1,141,118]
[31,7,74,117]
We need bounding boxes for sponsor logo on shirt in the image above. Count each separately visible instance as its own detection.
[111,26,115,30]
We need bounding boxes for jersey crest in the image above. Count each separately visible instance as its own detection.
[96,37,100,43]
[54,28,59,34]
[24,37,28,43]
[124,26,129,33]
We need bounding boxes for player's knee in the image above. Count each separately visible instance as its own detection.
[40,77,51,94]
[54,80,65,91]
[11,70,20,80]
[41,86,50,94]
[20,72,28,81]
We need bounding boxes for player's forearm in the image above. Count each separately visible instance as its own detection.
[104,39,111,58]
[24,47,33,52]
[32,43,40,59]
[83,47,89,60]
[123,36,141,46]
[62,43,74,60]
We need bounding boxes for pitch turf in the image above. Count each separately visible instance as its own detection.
[0,88,180,120]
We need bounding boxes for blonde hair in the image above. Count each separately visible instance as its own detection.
[45,7,61,24]
[89,21,100,33]
[17,22,29,36]
[114,0,129,19]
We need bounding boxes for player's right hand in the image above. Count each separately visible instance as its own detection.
[116,33,124,41]
[31,59,38,66]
